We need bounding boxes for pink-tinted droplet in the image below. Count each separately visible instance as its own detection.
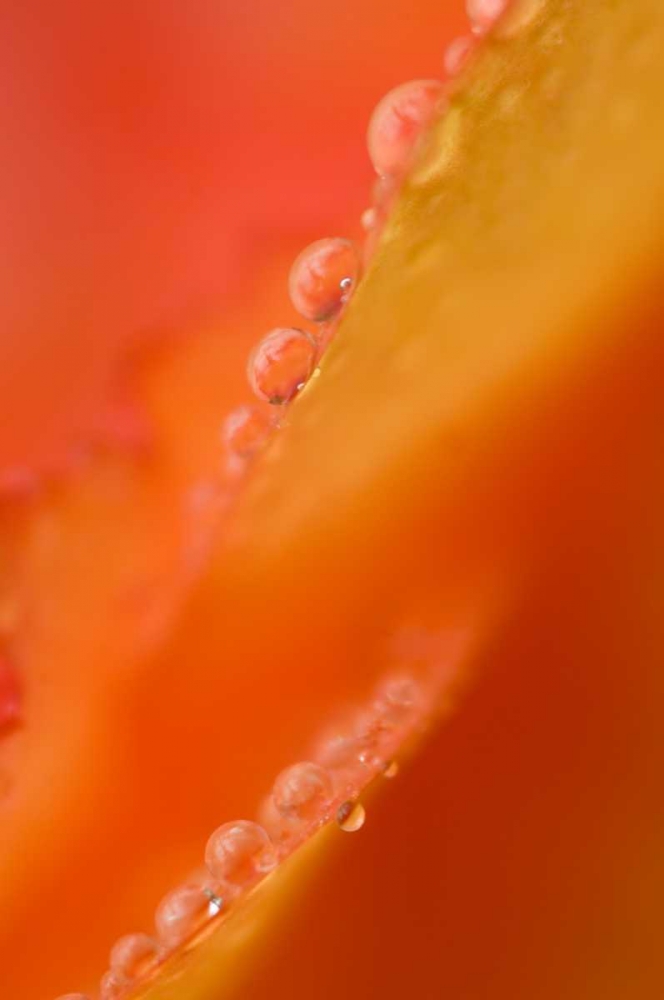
[99,971,125,1000]
[155,882,215,949]
[367,79,444,178]
[0,654,20,732]
[361,207,378,232]
[273,761,334,824]
[109,932,160,982]
[288,238,360,323]
[374,674,423,727]
[466,0,509,33]
[222,404,274,459]
[247,328,317,405]
[204,820,277,893]
[55,994,91,1000]
[444,35,474,77]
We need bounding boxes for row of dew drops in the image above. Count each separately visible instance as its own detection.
[55,1,516,997]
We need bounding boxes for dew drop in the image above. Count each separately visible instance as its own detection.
[466,0,509,34]
[204,820,277,893]
[222,404,274,459]
[109,932,160,982]
[54,994,90,1000]
[444,35,474,77]
[383,759,400,779]
[361,207,378,232]
[367,79,444,178]
[204,887,225,916]
[375,675,423,727]
[273,761,334,824]
[289,238,360,322]
[247,328,317,405]
[99,971,125,1000]
[336,800,366,833]
[155,883,214,949]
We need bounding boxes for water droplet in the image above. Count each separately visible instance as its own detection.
[155,883,215,949]
[383,759,400,779]
[289,238,360,322]
[222,404,274,459]
[367,79,444,178]
[444,35,474,77]
[109,932,160,982]
[204,820,277,893]
[361,207,378,232]
[273,761,334,824]
[336,800,366,833]
[55,994,91,1000]
[99,971,125,1000]
[204,887,225,916]
[466,0,509,33]
[247,328,317,405]
[0,654,20,733]
[375,675,423,727]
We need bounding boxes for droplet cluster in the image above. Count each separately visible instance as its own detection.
[51,0,507,990]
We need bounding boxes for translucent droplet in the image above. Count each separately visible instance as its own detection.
[222,404,274,459]
[466,0,509,33]
[273,761,334,824]
[444,35,474,77]
[109,932,160,982]
[204,887,224,916]
[155,883,214,949]
[247,328,317,405]
[336,800,366,833]
[99,971,125,1000]
[361,207,378,232]
[367,79,444,178]
[55,994,91,1000]
[383,759,400,779]
[204,820,277,893]
[289,238,360,322]
[375,675,423,727]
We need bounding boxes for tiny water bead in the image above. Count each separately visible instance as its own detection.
[109,932,160,981]
[367,79,444,179]
[444,35,474,77]
[205,820,277,893]
[155,883,217,949]
[375,675,423,727]
[55,995,90,1000]
[336,800,366,833]
[383,759,400,779]
[247,327,318,406]
[466,0,510,34]
[289,238,360,323]
[222,404,274,460]
[273,761,334,824]
[99,971,125,1000]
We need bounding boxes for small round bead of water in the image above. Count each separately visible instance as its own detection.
[367,80,444,178]
[466,0,509,33]
[109,932,160,982]
[289,238,360,322]
[222,404,274,459]
[272,761,334,823]
[99,971,125,1000]
[247,328,317,405]
[205,820,277,892]
[336,800,366,833]
[444,35,474,77]
[155,882,213,949]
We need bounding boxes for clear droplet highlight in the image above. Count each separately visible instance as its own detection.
[273,761,334,824]
[336,800,366,832]
[205,820,277,893]
[289,238,360,322]
[247,328,317,405]
[367,80,444,178]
